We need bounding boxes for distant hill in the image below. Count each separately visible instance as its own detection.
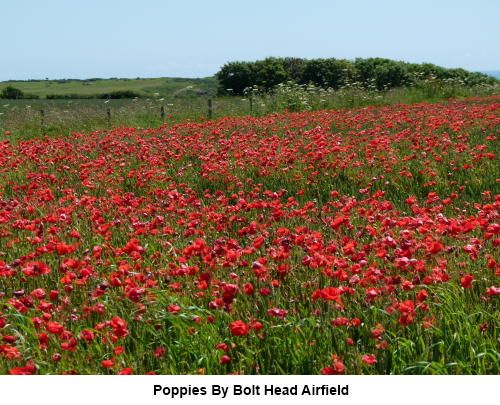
[481,71,500,80]
[0,77,218,99]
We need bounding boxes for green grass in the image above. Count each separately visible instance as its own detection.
[1,79,499,140]
[0,77,218,98]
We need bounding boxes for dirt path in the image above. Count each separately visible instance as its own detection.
[173,87,203,95]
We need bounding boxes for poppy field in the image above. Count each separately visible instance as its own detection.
[1,95,500,375]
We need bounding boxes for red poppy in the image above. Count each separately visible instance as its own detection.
[21,261,51,277]
[314,287,343,306]
[114,347,125,355]
[362,354,377,365]
[153,346,165,358]
[230,320,250,336]
[110,317,129,338]
[486,286,500,296]
[216,343,228,352]
[10,362,35,375]
[267,308,288,319]
[168,305,182,314]
[417,289,428,303]
[461,274,474,289]
[30,288,46,300]
[102,358,115,368]
[243,283,254,295]
[79,330,95,343]
[251,321,263,331]
[49,290,59,301]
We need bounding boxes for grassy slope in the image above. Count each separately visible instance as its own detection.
[0,77,219,98]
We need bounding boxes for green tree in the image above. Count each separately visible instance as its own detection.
[300,58,353,89]
[215,61,254,95]
[1,85,24,99]
[282,57,307,82]
[353,58,410,90]
[252,57,289,90]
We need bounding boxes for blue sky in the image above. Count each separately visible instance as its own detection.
[2,0,499,81]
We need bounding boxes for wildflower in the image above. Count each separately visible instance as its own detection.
[229,320,250,336]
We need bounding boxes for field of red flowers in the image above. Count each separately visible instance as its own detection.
[1,96,500,375]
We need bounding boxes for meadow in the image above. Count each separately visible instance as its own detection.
[1,76,499,139]
[0,85,500,375]
[1,77,218,99]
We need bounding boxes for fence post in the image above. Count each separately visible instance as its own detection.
[208,98,213,120]
[40,110,46,136]
[106,107,111,126]
[161,105,165,120]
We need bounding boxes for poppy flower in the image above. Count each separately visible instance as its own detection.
[61,337,78,352]
[243,283,254,295]
[79,330,95,343]
[102,358,115,368]
[229,320,250,336]
[110,317,129,338]
[47,322,65,335]
[362,354,377,365]
[49,290,59,301]
[251,321,263,331]
[321,355,344,375]
[216,343,228,352]
[267,308,288,319]
[153,346,165,358]
[331,317,349,327]
[21,261,51,277]
[461,274,474,289]
[416,289,428,303]
[168,304,182,314]
[30,289,46,300]
[313,287,343,306]
[10,362,35,375]
[486,286,500,296]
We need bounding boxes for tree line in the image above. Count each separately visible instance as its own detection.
[0,86,142,100]
[215,57,499,95]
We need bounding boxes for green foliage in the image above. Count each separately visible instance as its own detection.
[46,90,142,99]
[216,57,302,95]
[253,57,290,90]
[0,85,40,100]
[353,58,411,89]
[215,61,254,95]
[300,58,354,89]
[216,57,500,95]
[1,85,25,99]
[0,77,218,99]
[282,57,307,82]
[46,93,99,99]
[100,90,142,99]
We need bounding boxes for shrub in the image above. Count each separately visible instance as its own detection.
[100,90,142,99]
[1,85,24,99]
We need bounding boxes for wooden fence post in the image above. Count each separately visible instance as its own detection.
[161,106,165,120]
[208,98,213,120]
[40,110,45,136]
[106,107,111,126]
